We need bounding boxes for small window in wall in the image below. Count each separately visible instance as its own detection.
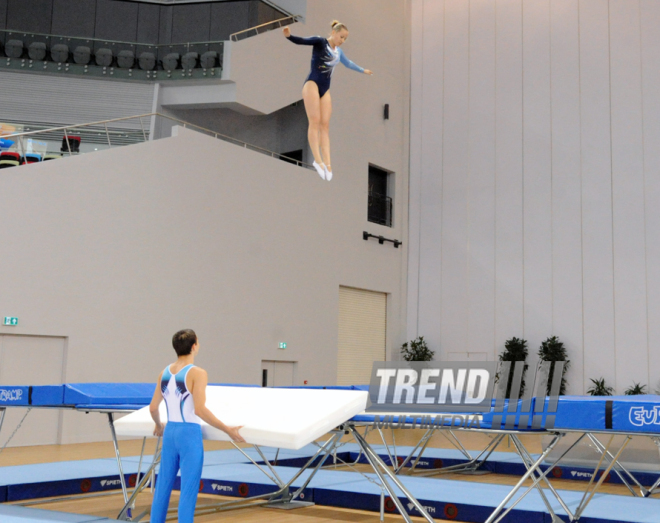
[368,164,393,227]
[280,149,304,166]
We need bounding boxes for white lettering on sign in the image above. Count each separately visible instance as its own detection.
[211,483,233,492]
[0,389,23,402]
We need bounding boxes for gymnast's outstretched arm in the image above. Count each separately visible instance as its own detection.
[189,367,245,442]
[339,49,373,75]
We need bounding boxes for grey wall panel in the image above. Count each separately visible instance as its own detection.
[247,0,259,27]
[264,0,305,20]
[0,0,9,33]
[51,0,96,38]
[171,4,211,43]
[257,1,281,25]
[95,0,138,42]
[6,0,52,33]
[0,70,153,128]
[136,3,159,44]
[210,1,250,41]
[158,5,172,45]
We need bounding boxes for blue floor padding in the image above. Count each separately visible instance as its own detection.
[0,459,146,501]
[0,445,348,502]
[0,505,115,522]
[3,446,660,523]
[197,463,660,523]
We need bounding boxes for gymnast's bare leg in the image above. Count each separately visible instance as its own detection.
[302,80,326,179]
[319,90,333,180]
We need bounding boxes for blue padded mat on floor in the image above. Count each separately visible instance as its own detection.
[0,459,145,501]
[198,462,660,523]
[0,505,114,522]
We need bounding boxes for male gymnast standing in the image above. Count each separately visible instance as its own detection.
[149,329,244,523]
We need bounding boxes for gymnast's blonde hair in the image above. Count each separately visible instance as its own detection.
[330,20,348,32]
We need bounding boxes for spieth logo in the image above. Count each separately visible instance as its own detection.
[629,406,660,427]
[100,479,122,487]
[0,389,23,402]
[570,471,593,479]
[211,483,233,492]
[407,502,436,514]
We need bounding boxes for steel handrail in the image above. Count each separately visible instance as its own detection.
[230,15,300,42]
[2,113,156,139]
[2,112,313,170]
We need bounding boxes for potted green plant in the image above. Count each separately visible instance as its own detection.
[497,337,528,398]
[538,336,570,395]
[624,383,647,395]
[400,336,434,362]
[586,378,613,396]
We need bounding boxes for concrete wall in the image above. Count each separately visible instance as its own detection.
[408,0,660,395]
[0,0,281,44]
[163,103,310,163]
[0,0,410,444]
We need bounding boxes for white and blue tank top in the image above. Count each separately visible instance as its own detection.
[160,364,202,425]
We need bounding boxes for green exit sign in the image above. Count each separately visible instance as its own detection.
[279,342,287,349]
[3,317,18,326]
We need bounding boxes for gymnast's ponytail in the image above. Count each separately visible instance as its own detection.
[330,20,348,32]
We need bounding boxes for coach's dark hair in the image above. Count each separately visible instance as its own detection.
[172,329,197,356]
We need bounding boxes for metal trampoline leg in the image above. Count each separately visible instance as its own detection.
[509,435,561,522]
[484,433,563,523]
[117,446,162,520]
[354,437,413,522]
[350,426,434,523]
[586,433,643,496]
[133,437,147,497]
[0,408,6,435]
[574,436,632,520]
[107,412,129,504]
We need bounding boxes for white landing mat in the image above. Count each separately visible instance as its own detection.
[114,386,368,450]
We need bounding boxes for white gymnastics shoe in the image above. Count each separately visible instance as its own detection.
[324,165,333,181]
[313,161,326,180]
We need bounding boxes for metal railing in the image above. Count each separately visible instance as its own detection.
[230,15,300,42]
[368,192,393,227]
[0,113,313,170]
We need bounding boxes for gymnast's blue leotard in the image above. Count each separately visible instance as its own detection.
[286,35,364,97]
[150,364,204,523]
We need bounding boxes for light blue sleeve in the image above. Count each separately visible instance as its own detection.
[338,48,365,73]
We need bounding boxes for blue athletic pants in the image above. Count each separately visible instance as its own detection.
[151,422,204,523]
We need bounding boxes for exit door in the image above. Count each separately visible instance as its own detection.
[261,361,296,387]
[0,335,66,446]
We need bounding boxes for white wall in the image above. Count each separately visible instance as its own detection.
[0,0,410,444]
[409,0,660,395]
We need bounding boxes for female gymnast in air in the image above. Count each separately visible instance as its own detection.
[283,20,372,181]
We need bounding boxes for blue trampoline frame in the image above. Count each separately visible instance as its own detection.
[2,383,660,523]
